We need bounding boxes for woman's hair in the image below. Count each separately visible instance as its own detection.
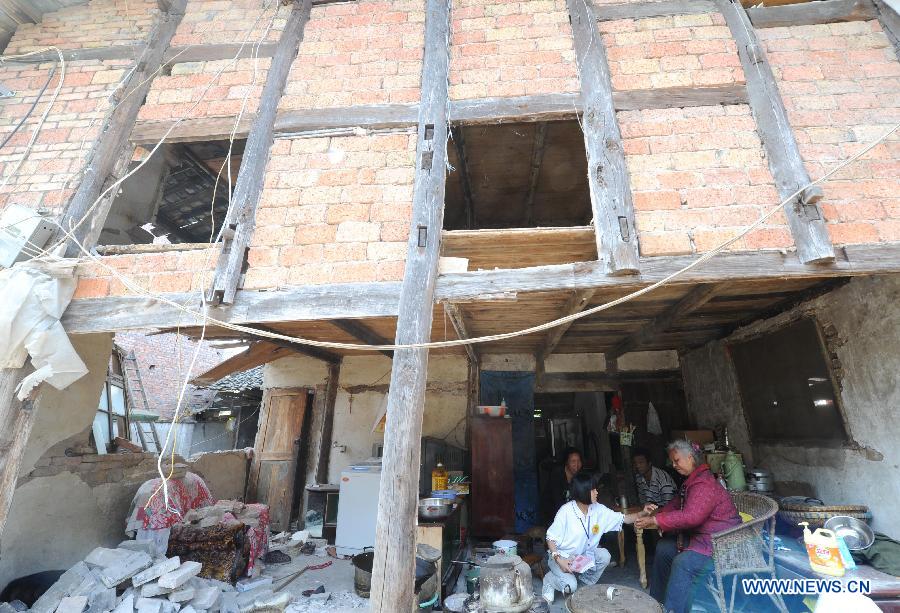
[568,471,596,505]
[667,439,703,465]
[561,446,582,463]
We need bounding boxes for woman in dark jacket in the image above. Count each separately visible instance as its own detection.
[635,439,741,613]
[548,447,583,515]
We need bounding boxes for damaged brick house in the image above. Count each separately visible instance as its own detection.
[0,0,898,609]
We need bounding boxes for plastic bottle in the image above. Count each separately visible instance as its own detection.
[431,461,448,492]
[799,522,845,577]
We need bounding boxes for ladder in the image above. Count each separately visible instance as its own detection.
[118,347,162,453]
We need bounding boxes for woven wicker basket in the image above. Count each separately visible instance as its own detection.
[778,503,870,529]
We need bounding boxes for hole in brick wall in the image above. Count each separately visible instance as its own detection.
[99,139,246,247]
[444,120,591,231]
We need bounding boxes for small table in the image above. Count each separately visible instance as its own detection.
[616,506,648,589]
[567,584,662,612]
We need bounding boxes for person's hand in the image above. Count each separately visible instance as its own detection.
[557,556,572,574]
[635,515,658,530]
[643,503,658,514]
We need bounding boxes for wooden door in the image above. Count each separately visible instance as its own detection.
[470,416,515,537]
[248,388,309,531]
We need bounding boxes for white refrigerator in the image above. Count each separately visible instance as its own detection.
[335,460,383,556]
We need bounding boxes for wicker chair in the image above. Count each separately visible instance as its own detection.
[707,492,787,613]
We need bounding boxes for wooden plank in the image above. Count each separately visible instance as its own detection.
[245,323,341,363]
[441,226,598,270]
[594,0,718,21]
[567,0,640,275]
[56,0,188,256]
[535,370,682,393]
[314,362,341,484]
[450,128,477,229]
[163,42,279,65]
[873,0,900,55]
[370,0,450,607]
[9,45,145,63]
[192,342,288,385]
[716,0,835,265]
[538,289,596,362]
[523,122,548,227]
[0,370,33,537]
[330,319,393,359]
[606,283,720,359]
[443,303,478,364]
[748,0,877,27]
[129,85,748,145]
[207,0,312,305]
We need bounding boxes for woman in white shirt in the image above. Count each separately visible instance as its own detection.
[542,472,647,604]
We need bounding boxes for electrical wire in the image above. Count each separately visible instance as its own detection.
[0,63,57,151]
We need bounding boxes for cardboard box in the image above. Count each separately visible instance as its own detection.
[671,430,715,445]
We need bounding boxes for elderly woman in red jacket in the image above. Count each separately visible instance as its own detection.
[635,439,741,613]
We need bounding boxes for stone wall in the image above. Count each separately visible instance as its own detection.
[680,274,900,538]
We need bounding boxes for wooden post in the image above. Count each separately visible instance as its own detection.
[208,0,312,305]
[315,362,341,484]
[0,370,33,536]
[56,0,189,256]
[873,0,900,55]
[369,0,450,608]
[716,0,835,265]
[566,0,640,276]
[524,122,548,227]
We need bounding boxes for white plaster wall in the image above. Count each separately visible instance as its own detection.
[681,275,900,538]
[264,354,329,388]
[618,350,680,371]
[545,353,605,373]
[481,353,536,371]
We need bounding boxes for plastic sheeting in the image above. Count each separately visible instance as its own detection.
[0,260,88,399]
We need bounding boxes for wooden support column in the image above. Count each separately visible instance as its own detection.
[606,283,720,359]
[0,370,33,536]
[524,122,548,227]
[873,0,900,54]
[208,0,312,305]
[566,0,640,276]
[369,0,450,607]
[443,303,478,365]
[314,362,341,484]
[56,0,189,256]
[451,128,476,229]
[717,0,835,265]
[330,319,393,359]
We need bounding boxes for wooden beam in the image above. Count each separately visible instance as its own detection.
[8,45,145,63]
[451,127,477,229]
[443,303,478,364]
[330,319,393,359]
[0,370,32,537]
[716,0,835,265]
[873,0,900,55]
[207,0,312,305]
[370,0,450,607]
[606,283,720,359]
[538,289,595,362]
[244,323,341,364]
[534,370,683,393]
[163,42,279,65]
[130,85,748,145]
[567,0,640,275]
[748,0,877,27]
[314,361,341,484]
[524,122,547,227]
[192,342,289,385]
[60,243,900,334]
[594,0,718,21]
[56,0,188,257]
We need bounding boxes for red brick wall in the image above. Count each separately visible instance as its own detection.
[244,132,416,288]
[599,13,744,91]
[449,0,579,99]
[74,247,219,298]
[0,0,158,217]
[170,0,287,46]
[623,105,787,256]
[759,21,900,245]
[279,0,424,110]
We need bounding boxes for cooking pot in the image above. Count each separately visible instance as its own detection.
[352,549,438,609]
[746,468,773,492]
[419,497,455,520]
[479,554,533,613]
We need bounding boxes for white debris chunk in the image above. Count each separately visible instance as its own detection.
[85,586,116,613]
[158,562,202,590]
[136,598,163,613]
[31,563,95,613]
[219,593,239,613]
[112,593,135,613]
[190,586,221,611]
[85,548,133,569]
[55,596,88,613]
[141,582,173,598]
[99,552,154,588]
[119,540,158,556]
[235,578,271,593]
[133,558,181,587]
[168,586,196,603]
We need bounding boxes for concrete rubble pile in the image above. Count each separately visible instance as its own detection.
[181,502,263,529]
[13,541,293,613]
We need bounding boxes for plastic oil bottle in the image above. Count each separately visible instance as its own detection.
[431,461,449,492]
[799,522,845,577]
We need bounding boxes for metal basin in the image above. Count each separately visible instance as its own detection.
[419,497,454,520]
[824,515,875,551]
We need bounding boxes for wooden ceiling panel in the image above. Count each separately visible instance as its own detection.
[442,226,597,270]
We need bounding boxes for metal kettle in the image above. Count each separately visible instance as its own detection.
[479,554,534,612]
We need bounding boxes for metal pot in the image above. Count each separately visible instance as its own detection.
[418,497,454,520]
[479,554,533,613]
[746,468,773,492]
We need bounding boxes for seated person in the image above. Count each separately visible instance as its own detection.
[548,447,583,514]
[633,446,676,508]
[635,440,741,613]
[542,472,645,604]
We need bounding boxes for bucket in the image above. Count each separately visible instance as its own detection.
[352,551,374,598]
[353,550,438,609]
[465,566,480,594]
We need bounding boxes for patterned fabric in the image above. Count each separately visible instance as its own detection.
[635,466,677,507]
[655,464,740,557]
[128,472,215,531]
[226,505,270,574]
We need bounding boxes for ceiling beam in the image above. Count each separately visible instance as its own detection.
[330,319,393,359]
[244,323,342,364]
[443,303,477,364]
[191,341,289,386]
[451,127,476,229]
[607,283,721,360]
[537,289,595,365]
[748,0,877,28]
[524,122,547,227]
